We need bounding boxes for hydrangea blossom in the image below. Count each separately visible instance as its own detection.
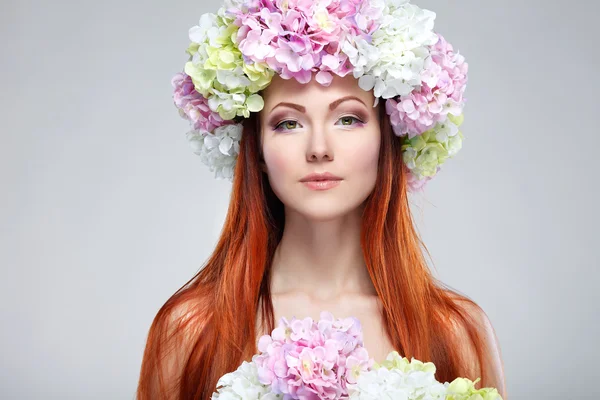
[172,0,470,192]
[253,311,374,399]
[347,351,447,399]
[445,377,503,400]
[346,0,439,99]
[210,315,503,400]
[384,33,469,137]
[405,168,435,192]
[400,113,464,190]
[348,351,502,400]
[185,123,243,180]
[183,7,274,119]
[233,0,386,86]
[171,72,228,132]
[211,359,278,400]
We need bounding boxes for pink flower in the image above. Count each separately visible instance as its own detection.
[386,33,469,138]
[344,347,370,384]
[171,72,229,133]
[290,317,317,342]
[254,311,373,399]
[406,166,438,192]
[232,0,382,87]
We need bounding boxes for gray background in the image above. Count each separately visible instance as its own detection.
[1,0,598,398]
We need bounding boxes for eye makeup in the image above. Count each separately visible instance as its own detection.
[268,108,370,132]
[337,108,370,124]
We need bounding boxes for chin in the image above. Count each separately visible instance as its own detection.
[292,200,364,222]
[271,181,375,220]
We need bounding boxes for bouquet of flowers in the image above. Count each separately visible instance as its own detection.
[211,311,503,400]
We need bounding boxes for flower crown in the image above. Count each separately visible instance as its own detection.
[171,0,468,192]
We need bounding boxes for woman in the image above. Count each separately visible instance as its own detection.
[137,1,507,399]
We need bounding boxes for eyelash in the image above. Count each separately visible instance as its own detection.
[273,115,365,132]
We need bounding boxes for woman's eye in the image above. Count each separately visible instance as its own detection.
[337,116,362,126]
[274,120,300,131]
[274,116,363,131]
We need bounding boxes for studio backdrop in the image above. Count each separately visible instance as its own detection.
[1,0,598,398]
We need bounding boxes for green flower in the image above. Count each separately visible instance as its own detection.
[370,352,503,400]
[401,115,465,180]
[374,351,437,374]
[242,62,274,93]
[402,138,449,178]
[446,377,503,400]
[183,8,274,120]
[447,112,464,127]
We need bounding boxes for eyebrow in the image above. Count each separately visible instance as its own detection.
[269,95,367,113]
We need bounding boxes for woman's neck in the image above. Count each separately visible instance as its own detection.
[269,206,377,302]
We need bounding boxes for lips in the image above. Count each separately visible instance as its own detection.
[302,179,342,191]
[300,172,343,182]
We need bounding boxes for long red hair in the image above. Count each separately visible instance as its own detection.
[136,104,491,399]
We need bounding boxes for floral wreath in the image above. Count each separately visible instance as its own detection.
[171,0,468,192]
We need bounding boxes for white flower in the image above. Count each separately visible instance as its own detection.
[433,118,459,143]
[206,88,264,120]
[403,147,418,170]
[211,360,278,400]
[342,36,381,77]
[349,0,439,99]
[348,364,448,399]
[446,132,463,157]
[184,8,273,119]
[216,67,252,90]
[207,89,245,120]
[186,123,242,181]
[189,13,220,46]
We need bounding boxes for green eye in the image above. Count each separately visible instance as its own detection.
[274,116,363,131]
[336,116,365,127]
[274,120,299,131]
[340,116,356,125]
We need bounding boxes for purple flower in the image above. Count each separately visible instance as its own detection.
[406,166,439,192]
[386,33,469,138]
[171,72,229,133]
[232,0,382,87]
[254,311,374,399]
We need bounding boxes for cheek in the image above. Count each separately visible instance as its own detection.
[262,144,299,204]
[347,132,381,178]
[262,142,295,181]
[361,141,380,169]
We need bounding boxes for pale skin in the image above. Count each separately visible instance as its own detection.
[254,73,507,396]
[255,73,393,363]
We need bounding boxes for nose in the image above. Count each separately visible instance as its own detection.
[306,129,333,162]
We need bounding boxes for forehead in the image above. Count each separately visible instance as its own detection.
[260,73,375,113]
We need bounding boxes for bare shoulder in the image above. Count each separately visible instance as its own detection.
[167,297,204,329]
[165,295,212,342]
[138,296,209,399]
[445,290,507,398]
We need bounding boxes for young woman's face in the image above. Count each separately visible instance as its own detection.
[259,74,381,221]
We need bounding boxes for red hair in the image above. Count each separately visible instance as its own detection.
[136,105,494,399]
